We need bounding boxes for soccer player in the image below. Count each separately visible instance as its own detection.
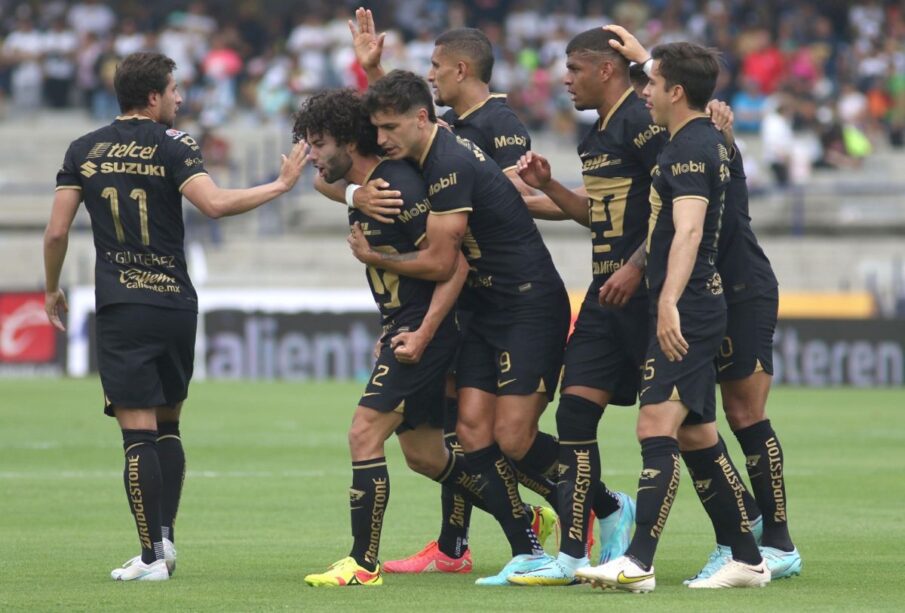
[613,25,800,583]
[348,70,571,585]
[575,41,770,591]
[292,88,498,587]
[506,27,671,585]
[43,51,308,581]
[345,9,561,575]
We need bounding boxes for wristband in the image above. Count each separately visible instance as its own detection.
[345,183,361,208]
[641,57,653,78]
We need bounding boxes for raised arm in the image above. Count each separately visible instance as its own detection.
[182,142,308,218]
[349,7,386,83]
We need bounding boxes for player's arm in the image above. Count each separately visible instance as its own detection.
[598,242,646,307]
[314,174,405,224]
[517,151,590,225]
[392,251,468,364]
[348,211,465,282]
[43,188,81,331]
[504,167,538,198]
[707,99,736,152]
[349,7,386,83]
[182,142,309,218]
[657,197,706,361]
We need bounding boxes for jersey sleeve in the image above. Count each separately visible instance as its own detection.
[161,129,209,191]
[55,142,82,191]
[488,110,531,171]
[663,146,714,203]
[427,153,475,216]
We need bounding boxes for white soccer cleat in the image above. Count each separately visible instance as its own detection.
[111,539,177,580]
[575,555,655,593]
[110,558,169,581]
[686,558,770,589]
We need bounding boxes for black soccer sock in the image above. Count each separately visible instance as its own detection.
[348,457,390,572]
[156,421,185,544]
[121,429,164,565]
[557,393,604,558]
[512,431,560,508]
[719,434,762,529]
[465,444,543,556]
[625,436,681,570]
[682,441,761,565]
[435,429,473,559]
[734,420,794,550]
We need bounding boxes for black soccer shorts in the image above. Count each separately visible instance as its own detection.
[561,294,649,406]
[455,283,570,401]
[638,307,727,424]
[96,303,197,416]
[359,339,456,433]
[716,288,778,382]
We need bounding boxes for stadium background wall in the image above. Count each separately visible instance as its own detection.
[51,287,905,387]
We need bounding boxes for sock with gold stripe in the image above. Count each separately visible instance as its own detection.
[121,429,164,564]
[349,457,389,572]
[157,421,184,544]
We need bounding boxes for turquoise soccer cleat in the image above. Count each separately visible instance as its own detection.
[597,492,636,565]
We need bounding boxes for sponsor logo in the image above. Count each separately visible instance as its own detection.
[180,135,200,151]
[720,162,730,182]
[670,160,706,175]
[87,142,112,159]
[349,488,366,503]
[617,570,654,584]
[365,477,388,565]
[707,272,724,295]
[184,157,204,167]
[80,161,97,177]
[429,172,458,196]
[693,479,712,494]
[745,454,761,469]
[119,268,181,293]
[493,134,527,149]
[581,153,622,172]
[0,293,56,363]
[398,198,430,223]
[718,361,735,373]
[640,468,661,480]
[166,129,187,139]
[497,378,517,388]
[105,141,159,160]
[718,143,730,162]
[99,161,166,176]
[633,124,665,148]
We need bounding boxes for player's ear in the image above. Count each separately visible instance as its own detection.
[456,59,467,82]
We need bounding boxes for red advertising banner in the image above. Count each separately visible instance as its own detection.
[0,291,65,374]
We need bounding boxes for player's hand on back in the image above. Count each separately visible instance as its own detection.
[44,288,68,332]
[598,262,643,308]
[516,151,552,190]
[603,25,649,64]
[349,7,385,72]
[277,141,310,192]
[354,178,404,223]
[706,99,735,148]
[390,329,429,364]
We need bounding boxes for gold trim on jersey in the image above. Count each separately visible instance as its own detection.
[414,233,427,247]
[361,157,387,186]
[115,114,153,121]
[179,172,209,192]
[457,93,507,120]
[54,185,82,191]
[646,186,662,252]
[429,207,472,215]
[676,195,709,205]
[668,113,710,141]
[419,124,440,168]
[599,87,634,131]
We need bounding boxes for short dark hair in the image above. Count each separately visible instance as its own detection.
[363,70,437,122]
[628,61,649,90]
[651,42,720,111]
[114,52,176,113]
[565,28,629,69]
[292,88,383,157]
[435,28,494,83]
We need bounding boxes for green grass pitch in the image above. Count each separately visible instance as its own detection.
[2,379,903,611]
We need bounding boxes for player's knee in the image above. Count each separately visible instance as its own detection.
[494,421,535,460]
[723,401,764,431]
[636,413,670,441]
[555,394,603,441]
[677,423,718,451]
[403,449,442,477]
[347,421,381,457]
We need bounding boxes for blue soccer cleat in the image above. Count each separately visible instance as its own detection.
[475,554,547,586]
[507,553,587,586]
[683,544,732,585]
[597,491,636,565]
[760,546,802,579]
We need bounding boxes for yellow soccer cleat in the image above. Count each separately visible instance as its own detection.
[304,557,383,587]
[530,505,560,550]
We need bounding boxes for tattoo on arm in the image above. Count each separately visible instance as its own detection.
[629,243,646,270]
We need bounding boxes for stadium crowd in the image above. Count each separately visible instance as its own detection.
[1,0,903,176]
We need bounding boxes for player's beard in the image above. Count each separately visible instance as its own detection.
[324,151,353,184]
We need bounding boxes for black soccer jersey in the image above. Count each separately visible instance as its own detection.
[717,148,778,304]
[55,116,207,312]
[350,159,454,340]
[578,88,666,299]
[647,116,730,312]
[440,94,530,172]
[420,125,561,306]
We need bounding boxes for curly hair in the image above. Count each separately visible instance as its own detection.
[292,88,383,157]
[363,70,437,122]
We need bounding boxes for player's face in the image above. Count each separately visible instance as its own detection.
[158,75,181,128]
[428,46,459,108]
[564,53,604,111]
[643,61,671,127]
[306,130,352,184]
[370,109,422,160]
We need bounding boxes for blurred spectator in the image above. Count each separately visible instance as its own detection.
[113,18,148,58]
[732,77,769,133]
[3,13,43,113]
[761,97,796,187]
[66,0,115,38]
[42,17,78,108]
